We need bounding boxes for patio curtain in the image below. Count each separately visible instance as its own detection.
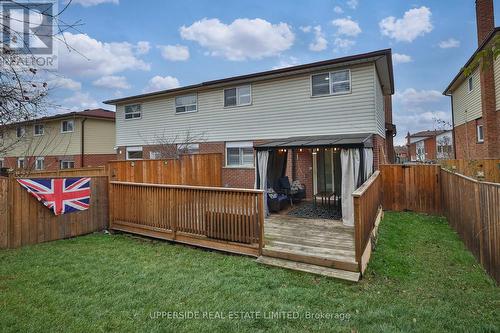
[341,148,360,227]
[363,148,374,181]
[255,150,270,216]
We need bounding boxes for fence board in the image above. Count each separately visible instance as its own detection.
[108,154,222,187]
[0,176,109,249]
[109,181,263,256]
[440,159,500,183]
[13,167,107,178]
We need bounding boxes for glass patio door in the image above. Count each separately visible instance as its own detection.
[313,148,333,194]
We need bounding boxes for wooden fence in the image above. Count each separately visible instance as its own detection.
[441,169,500,284]
[440,159,500,183]
[13,166,107,178]
[353,171,383,273]
[380,164,442,215]
[380,164,499,284]
[0,175,109,249]
[108,154,222,186]
[109,181,264,256]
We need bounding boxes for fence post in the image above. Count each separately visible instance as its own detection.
[173,189,178,240]
[257,192,264,255]
[108,181,113,230]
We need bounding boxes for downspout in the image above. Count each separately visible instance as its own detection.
[81,118,87,167]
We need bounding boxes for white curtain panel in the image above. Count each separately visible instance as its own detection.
[364,148,374,181]
[256,150,270,216]
[341,149,360,227]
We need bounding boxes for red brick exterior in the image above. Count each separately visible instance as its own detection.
[372,134,386,169]
[384,95,396,163]
[476,0,495,45]
[2,154,115,171]
[453,119,488,159]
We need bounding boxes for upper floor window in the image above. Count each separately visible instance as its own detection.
[468,76,474,92]
[311,69,351,96]
[477,124,484,143]
[126,146,143,160]
[60,160,75,169]
[175,94,197,113]
[34,124,44,136]
[226,141,254,167]
[16,126,25,138]
[125,104,141,120]
[224,85,252,107]
[61,120,74,133]
[35,157,44,170]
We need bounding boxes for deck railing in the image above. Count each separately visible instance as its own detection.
[109,181,265,256]
[352,171,383,272]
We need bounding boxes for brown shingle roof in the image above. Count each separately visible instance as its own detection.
[406,130,447,138]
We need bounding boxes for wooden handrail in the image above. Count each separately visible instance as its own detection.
[352,171,381,197]
[109,181,265,194]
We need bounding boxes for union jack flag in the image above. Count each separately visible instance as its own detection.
[17,178,91,216]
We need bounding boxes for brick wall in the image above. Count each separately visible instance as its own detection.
[454,118,488,159]
[1,153,114,171]
[372,134,386,169]
[424,137,437,160]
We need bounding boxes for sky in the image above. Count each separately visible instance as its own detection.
[44,0,500,145]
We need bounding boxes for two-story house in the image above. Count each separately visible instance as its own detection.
[406,130,453,162]
[104,49,395,208]
[0,109,116,171]
[444,0,500,159]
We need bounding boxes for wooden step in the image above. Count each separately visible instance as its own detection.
[262,246,359,272]
[256,256,360,282]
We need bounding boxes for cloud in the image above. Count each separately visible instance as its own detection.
[395,88,444,105]
[272,56,300,69]
[180,18,295,61]
[301,25,327,51]
[70,0,118,7]
[334,38,355,50]
[299,26,312,33]
[346,0,358,9]
[439,38,460,49]
[47,76,81,91]
[92,76,131,90]
[334,6,344,14]
[332,17,361,37]
[379,6,433,42]
[62,91,100,110]
[143,76,180,93]
[392,53,412,64]
[135,41,151,55]
[158,44,190,61]
[58,32,150,77]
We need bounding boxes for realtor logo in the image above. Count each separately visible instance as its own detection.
[0,0,57,68]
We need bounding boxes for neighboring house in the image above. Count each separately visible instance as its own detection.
[0,109,116,171]
[443,0,500,159]
[406,130,452,162]
[394,145,409,164]
[104,49,395,200]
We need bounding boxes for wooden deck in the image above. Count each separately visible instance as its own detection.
[257,214,360,282]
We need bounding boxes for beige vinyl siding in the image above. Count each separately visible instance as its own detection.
[116,63,382,146]
[2,118,81,157]
[83,119,116,154]
[452,67,482,126]
[375,71,385,138]
[494,56,500,109]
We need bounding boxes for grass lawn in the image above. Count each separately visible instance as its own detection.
[0,212,498,333]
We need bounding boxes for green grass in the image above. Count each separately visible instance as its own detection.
[0,212,498,333]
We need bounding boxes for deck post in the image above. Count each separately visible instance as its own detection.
[258,192,264,255]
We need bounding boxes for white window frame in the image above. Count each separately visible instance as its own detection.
[34,124,44,136]
[61,120,74,133]
[224,85,252,108]
[0,158,4,168]
[310,69,351,97]
[126,146,143,160]
[177,143,200,155]
[60,160,75,169]
[175,94,198,114]
[16,126,25,138]
[124,104,142,120]
[477,124,484,143]
[17,157,25,169]
[35,157,44,170]
[149,151,161,160]
[225,141,254,168]
[468,76,474,93]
